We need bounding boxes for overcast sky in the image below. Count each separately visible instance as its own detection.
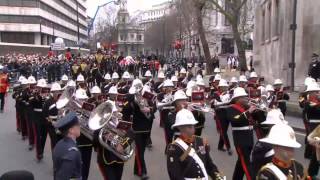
[86,0,168,17]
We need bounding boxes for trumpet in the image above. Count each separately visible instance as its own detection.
[187,102,215,115]
[247,100,269,112]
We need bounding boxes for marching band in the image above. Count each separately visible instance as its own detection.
[8,59,320,180]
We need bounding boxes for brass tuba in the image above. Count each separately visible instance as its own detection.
[56,86,95,140]
[88,101,135,161]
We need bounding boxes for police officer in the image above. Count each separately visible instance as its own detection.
[166,109,223,180]
[308,53,320,81]
[53,112,82,180]
[257,124,310,179]
[250,109,287,177]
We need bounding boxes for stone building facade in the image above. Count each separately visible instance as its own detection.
[253,0,320,89]
[116,3,144,57]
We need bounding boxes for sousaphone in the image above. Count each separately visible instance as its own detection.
[88,101,135,161]
[56,86,76,109]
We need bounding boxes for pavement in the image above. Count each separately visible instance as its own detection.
[0,94,315,179]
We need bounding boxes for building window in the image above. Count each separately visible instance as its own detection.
[221,37,234,54]
[137,34,142,41]
[267,2,272,40]
[131,34,134,39]
[224,2,231,26]
[261,10,265,43]
[1,32,35,44]
[120,34,125,41]
[273,0,280,36]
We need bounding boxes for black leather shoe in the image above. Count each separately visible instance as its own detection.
[218,147,226,152]
[141,174,149,180]
[28,145,34,151]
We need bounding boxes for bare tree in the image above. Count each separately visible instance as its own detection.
[207,0,249,71]
[89,5,118,50]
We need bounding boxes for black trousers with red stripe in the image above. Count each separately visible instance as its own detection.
[215,116,231,150]
[233,146,253,180]
[16,111,21,133]
[47,123,61,150]
[33,111,47,158]
[25,108,35,146]
[98,162,124,180]
[20,108,28,138]
[134,133,148,176]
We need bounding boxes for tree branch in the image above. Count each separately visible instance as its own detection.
[207,0,235,24]
[236,0,248,11]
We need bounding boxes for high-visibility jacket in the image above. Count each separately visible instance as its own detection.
[0,74,8,93]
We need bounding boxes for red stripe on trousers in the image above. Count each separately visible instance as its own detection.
[215,116,228,146]
[236,147,252,180]
[135,146,142,176]
[97,162,108,180]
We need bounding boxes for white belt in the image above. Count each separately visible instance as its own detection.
[49,115,58,119]
[232,126,253,131]
[49,104,56,110]
[277,100,287,102]
[309,119,320,123]
[33,108,42,112]
[185,178,206,180]
[162,106,175,110]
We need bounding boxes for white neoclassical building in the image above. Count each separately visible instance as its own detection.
[116,1,144,57]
